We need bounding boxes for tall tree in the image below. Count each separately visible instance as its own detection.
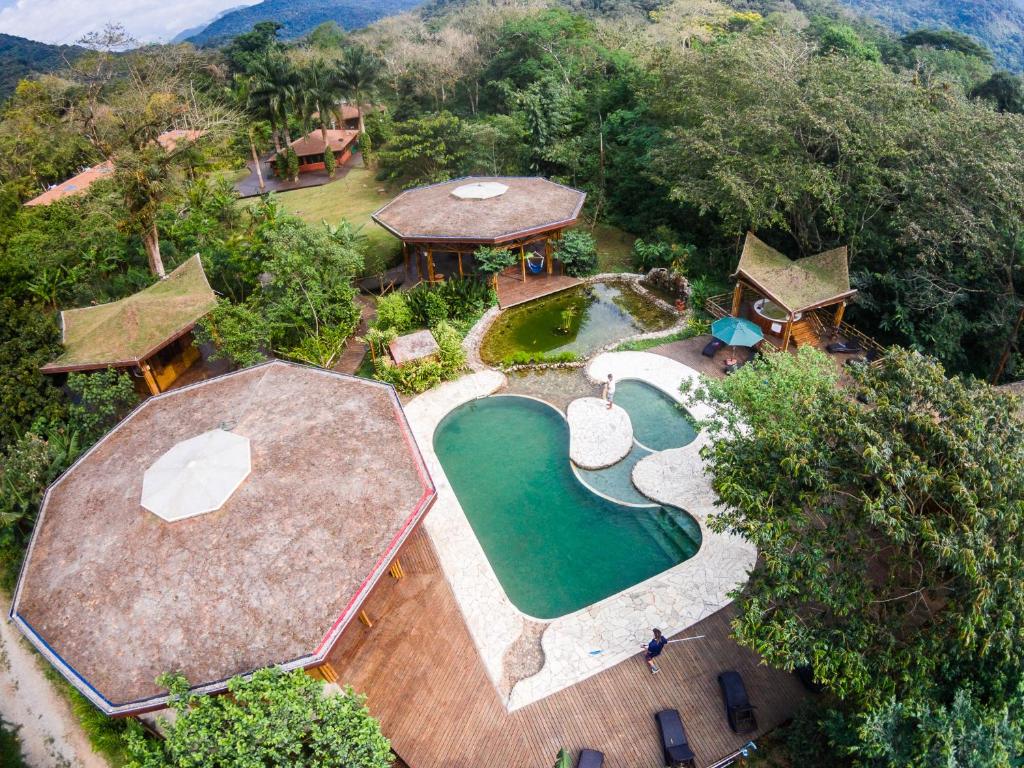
[246,52,298,153]
[300,58,343,147]
[337,46,381,134]
[692,347,1024,764]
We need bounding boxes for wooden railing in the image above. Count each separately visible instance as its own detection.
[704,293,885,359]
[705,292,733,319]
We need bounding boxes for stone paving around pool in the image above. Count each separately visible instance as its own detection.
[566,398,633,469]
[406,352,756,712]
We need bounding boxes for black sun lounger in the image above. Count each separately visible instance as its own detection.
[718,670,758,734]
[655,709,696,768]
[826,340,863,354]
[702,338,724,357]
[577,749,604,768]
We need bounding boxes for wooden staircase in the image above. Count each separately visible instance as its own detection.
[788,316,822,348]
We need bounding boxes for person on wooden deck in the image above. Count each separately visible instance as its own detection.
[643,628,668,674]
[603,374,616,410]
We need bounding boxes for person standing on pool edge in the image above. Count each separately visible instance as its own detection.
[603,373,616,410]
[643,628,668,674]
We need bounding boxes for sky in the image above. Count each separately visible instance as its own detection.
[0,0,261,45]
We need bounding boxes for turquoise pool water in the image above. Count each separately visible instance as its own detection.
[614,380,698,451]
[434,395,701,619]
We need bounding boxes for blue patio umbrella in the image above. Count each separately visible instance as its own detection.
[711,317,764,348]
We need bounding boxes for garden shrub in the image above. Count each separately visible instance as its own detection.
[501,350,578,366]
[372,320,466,394]
[375,292,412,333]
[473,245,517,276]
[405,285,449,328]
[556,230,598,277]
[0,716,26,768]
[285,148,299,181]
[323,147,336,178]
[631,238,675,272]
[435,278,495,321]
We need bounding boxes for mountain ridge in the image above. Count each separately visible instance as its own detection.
[186,0,426,45]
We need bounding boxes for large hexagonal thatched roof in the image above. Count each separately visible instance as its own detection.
[9,361,435,715]
[372,176,586,245]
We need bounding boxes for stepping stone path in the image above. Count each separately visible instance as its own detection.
[566,397,633,470]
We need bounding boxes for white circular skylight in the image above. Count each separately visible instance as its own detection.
[141,429,251,522]
[451,181,509,200]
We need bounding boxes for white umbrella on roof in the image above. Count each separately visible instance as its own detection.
[451,181,508,200]
[141,429,251,522]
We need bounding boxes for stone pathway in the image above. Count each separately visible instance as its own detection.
[566,398,632,469]
[0,610,107,768]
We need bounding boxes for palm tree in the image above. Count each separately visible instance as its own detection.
[337,46,381,134]
[300,58,343,148]
[247,53,298,153]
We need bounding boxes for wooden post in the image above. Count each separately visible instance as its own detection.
[545,239,553,275]
[520,245,526,282]
[781,313,795,351]
[731,282,743,317]
[307,662,339,683]
[358,610,373,628]
[402,242,409,279]
[389,558,405,580]
[457,252,464,278]
[833,301,846,328]
[139,362,160,396]
[427,250,435,283]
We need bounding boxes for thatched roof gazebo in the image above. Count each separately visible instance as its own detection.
[729,233,856,350]
[372,177,586,289]
[40,255,218,395]
[9,361,436,716]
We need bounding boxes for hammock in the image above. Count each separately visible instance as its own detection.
[526,255,545,274]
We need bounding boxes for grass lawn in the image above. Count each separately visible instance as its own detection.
[268,164,401,275]
[591,222,636,273]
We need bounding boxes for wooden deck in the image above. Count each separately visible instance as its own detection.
[328,528,807,768]
[496,271,581,308]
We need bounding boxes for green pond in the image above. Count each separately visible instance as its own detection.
[434,395,701,619]
[481,282,676,364]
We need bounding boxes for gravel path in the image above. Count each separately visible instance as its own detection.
[0,611,107,768]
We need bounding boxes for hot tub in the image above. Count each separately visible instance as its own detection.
[752,298,800,336]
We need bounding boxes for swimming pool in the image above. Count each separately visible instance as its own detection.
[434,395,701,619]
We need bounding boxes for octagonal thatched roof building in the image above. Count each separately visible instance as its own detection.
[10,361,435,715]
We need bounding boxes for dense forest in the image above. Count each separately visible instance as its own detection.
[0,34,82,99]
[0,1,1022,765]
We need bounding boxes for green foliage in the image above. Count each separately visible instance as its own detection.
[0,716,26,768]
[901,29,995,64]
[615,315,708,351]
[433,278,495,322]
[124,667,392,768]
[195,299,270,368]
[372,320,466,394]
[0,299,64,449]
[285,147,300,181]
[501,350,578,366]
[649,31,1024,380]
[374,291,413,333]
[259,217,363,351]
[374,111,466,187]
[815,21,882,62]
[67,369,139,447]
[692,348,1024,765]
[403,284,447,329]
[473,246,517,277]
[323,146,336,177]
[971,71,1024,113]
[555,230,598,277]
